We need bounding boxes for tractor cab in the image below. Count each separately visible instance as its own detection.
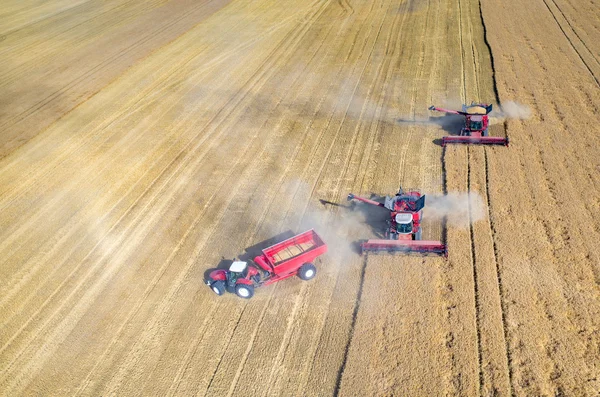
[394,213,413,234]
[227,261,249,288]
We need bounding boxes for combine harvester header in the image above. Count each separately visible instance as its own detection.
[347,188,447,257]
[428,103,508,146]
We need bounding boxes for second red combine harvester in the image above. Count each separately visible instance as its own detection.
[347,187,447,257]
[428,103,508,146]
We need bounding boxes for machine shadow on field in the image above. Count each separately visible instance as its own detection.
[396,114,464,146]
[203,231,297,280]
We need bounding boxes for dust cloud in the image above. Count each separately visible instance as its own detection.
[426,192,486,228]
[489,101,532,125]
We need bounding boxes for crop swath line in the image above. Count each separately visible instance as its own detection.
[456,0,483,394]
[0,4,291,205]
[0,0,223,138]
[547,0,600,66]
[254,16,352,397]
[1,3,315,382]
[223,0,391,392]
[477,0,515,393]
[332,255,367,397]
[483,149,515,396]
[0,9,280,309]
[83,3,331,393]
[477,0,509,143]
[466,147,484,394]
[187,2,339,395]
[540,0,600,87]
[202,304,251,394]
[299,1,397,391]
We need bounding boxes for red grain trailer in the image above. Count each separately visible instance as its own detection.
[205,229,327,299]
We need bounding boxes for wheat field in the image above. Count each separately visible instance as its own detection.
[1,0,599,395]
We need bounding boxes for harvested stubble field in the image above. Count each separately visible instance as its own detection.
[1,0,599,395]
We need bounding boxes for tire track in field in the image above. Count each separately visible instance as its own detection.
[483,148,515,396]
[0,0,229,157]
[277,8,386,387]
[71,6,332,392]
[0,4,305,276]
[240,9,356,394]
[466,147,484,394]
[540,0,600,87]
[332,255,367,397]
[99,1,335,393]
[333,0,438,391]
[0,1,300,204]
[0,3,323,383]
[477,1,515,394]
[458,0,482,394]
[301,5,392,389]
[225,2,393,393]
[0,0,306,286]
[274,2,397,391]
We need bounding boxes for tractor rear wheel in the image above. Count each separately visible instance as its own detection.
[211,280,225,296]
[235,284,254,299]
[298,263,317,281]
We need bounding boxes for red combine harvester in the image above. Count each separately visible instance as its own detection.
[205,229,327,299]
[428,103,508,146]
[347,187,447,256]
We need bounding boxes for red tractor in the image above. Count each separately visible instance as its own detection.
[205,229,327,299]
[347,187,446,256]
[428,103,508,146]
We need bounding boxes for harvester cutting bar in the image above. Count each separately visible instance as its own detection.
[442,136,508,146]
[361,239,447,257]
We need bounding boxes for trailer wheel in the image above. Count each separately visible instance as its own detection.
[211,281,225,296]
[298,263,317,281]
[235,284,254,299]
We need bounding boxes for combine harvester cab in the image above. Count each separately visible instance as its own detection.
[205,229,328,299]
[428,103,508,147]
[347,188,447,257]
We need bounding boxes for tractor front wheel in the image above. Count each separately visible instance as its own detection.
[235,284,254,299]
[211,280,225,296]
[298,263,317,281]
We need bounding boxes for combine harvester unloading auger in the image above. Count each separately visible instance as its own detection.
[347,187,447,257]
[428,103,509,146]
